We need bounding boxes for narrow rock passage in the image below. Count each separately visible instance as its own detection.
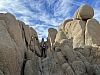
[40,48,64,75]
[30,37,64,75]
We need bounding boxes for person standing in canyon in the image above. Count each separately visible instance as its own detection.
[40,38,46,57]
[41,42,46,57]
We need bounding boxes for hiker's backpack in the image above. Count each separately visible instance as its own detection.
[42,44,45,48]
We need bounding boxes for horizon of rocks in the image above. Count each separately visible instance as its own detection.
[0,4,100,75]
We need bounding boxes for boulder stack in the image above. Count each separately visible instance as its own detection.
[48,4,100,75]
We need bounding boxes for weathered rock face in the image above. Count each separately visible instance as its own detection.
[85,19,100,46]
[0,4,100,75]
[55,31,67,44]
[58,19,73,31]
[24,60,34,75]
[0,20,20,75]
[0,13,40,75]
[65,20,86,48]
[18,21,30,47]
[48,28,57,49]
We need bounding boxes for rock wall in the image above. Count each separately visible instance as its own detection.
[0,13,40,75]
[0,4,100,75]
[48,4,100,75]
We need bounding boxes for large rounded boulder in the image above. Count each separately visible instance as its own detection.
[74,4,94,20]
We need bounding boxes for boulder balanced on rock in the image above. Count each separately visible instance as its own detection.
[74,4,94,20]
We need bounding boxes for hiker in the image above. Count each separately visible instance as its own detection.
[41,42,46,57]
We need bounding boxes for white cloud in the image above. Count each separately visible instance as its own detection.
[0,0,74,40]
[0,0,29,15]
[54,0,73,17]
[92,1,100,22]
[30,25,48,41]
[70,0,84,6]
[93,9,100,22]
[45,0,55,6]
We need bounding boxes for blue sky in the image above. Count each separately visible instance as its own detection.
[0,0,100,41]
